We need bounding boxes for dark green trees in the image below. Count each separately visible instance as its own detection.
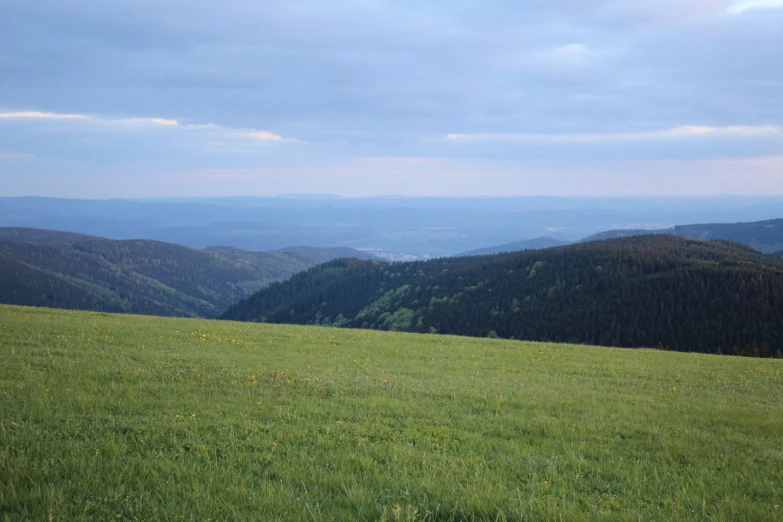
[223,236,783,357]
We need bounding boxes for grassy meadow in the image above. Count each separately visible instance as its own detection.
[1,304,782,521]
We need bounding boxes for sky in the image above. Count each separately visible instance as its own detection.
[1,0,782,198]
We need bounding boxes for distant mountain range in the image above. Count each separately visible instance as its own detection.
[671,219,783,253]
[0,228,373,317]
[3,196,782,257]
[223,235,783,357]
[473,218,783,255]
[580,218,783,253]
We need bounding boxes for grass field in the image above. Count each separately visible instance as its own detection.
[1,304,782,521]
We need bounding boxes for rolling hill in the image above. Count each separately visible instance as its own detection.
[223,235,783,356]
[0,227,102,243]
[458,237,568,256]
[0,228,373,317]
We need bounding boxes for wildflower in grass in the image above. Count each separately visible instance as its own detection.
[673,386,677,391]
[271,441,278,447]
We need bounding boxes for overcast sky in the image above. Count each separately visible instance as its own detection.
[1,0,781,197]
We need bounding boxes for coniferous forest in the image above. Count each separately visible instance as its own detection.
[223,235,783,357]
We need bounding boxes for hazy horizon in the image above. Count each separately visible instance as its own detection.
[4,193,783,202]
[2,194,782,259]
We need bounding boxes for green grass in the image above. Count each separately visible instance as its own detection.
[1,305,781,521]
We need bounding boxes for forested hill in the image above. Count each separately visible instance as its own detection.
[222,235,783,357]
[0,227,102,243]
[0,230,372,317]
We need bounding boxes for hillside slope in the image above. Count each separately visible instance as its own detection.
[277,245,377,261]
[0,229,372,317]
[0,254,132,312]
[458,237,568,256]
[223,235,783,356]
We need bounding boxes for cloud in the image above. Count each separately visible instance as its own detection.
[0,111,88,120]
[119,117,180,126]
[728,0,783,13]
[668,125,781,135]
[246,131,284,141]
[360,157,426,165]
[444,125,782,143]
[544,43,591,64]
[0,108,289,147]
[1,1,782,196]
[0,152,34,159]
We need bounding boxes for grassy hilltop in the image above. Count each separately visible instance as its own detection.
[1,305,782,520]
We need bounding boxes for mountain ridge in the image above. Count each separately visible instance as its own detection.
[576,218,783,253]
[0,227,103,243]
[0,228,373,317]
[222,235,783,357]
